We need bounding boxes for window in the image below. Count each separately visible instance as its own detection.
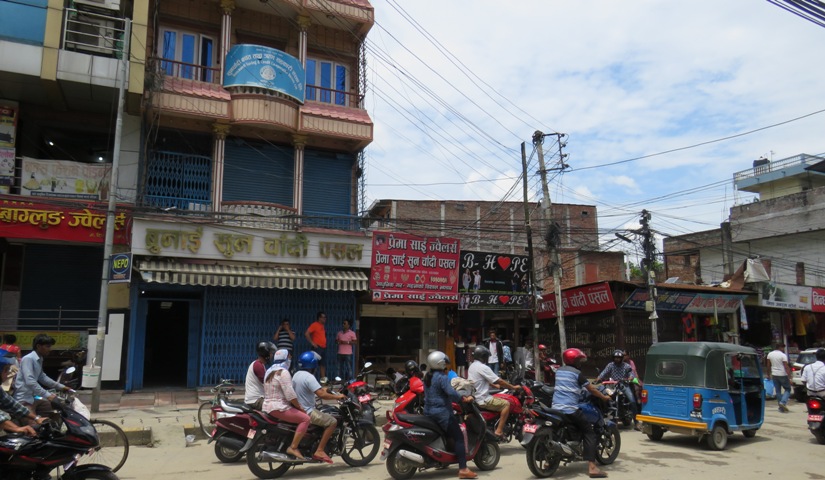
[656,360,686,378]
[160,28,217,82]
[305,58,349,106]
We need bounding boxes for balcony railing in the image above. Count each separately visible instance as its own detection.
[156,57,221,84]
[733,152,825,183]
[3,308,99,331]
[219,201,299,231]
[302,211,363,231]
[62,8,127,58]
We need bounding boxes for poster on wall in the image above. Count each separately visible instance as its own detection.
[814,287,825,313]
[0,148,14,194]
[20,157,109,200]
[458,250,531,310]
[0,101,17,148]
[759,282,812,310]
[369,231,460,303]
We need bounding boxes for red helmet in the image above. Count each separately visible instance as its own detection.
[538,344,547,351]
[562,348,587,366]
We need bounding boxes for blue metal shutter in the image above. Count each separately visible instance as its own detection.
[302,149,353,216]
[18,245,101,330]
[223,140,294,205]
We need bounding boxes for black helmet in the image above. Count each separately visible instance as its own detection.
[472,345,491,363]
[613,349,624,359]
[257,341,276,357]
[404,360,420,377]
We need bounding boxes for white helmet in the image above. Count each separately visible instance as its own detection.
[427,351,450,371]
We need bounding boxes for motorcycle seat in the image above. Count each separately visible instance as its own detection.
[220,398,251,414]
[395,413,446,436]
[488,388,504,395]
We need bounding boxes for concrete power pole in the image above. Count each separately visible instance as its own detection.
[640,209,659,343]
[533,131,568,353]
[520,142,541,383]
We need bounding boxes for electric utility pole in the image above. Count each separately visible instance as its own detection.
[521,142,541,383]
[533,131,568,353]
[640,209,659,343]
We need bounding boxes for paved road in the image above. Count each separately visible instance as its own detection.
[113,400,823,480]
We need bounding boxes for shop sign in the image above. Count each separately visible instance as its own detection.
[538,282,616,319]
[457,250,531,310]
[813,287,825,313]
[622,288,747,313]
[369,232,459,303]
[0,330,86,350]
[759,282,813,310]
[0,100,17,148]
[0,197,129,244]
[223,45,305,103]
[20,157,109,200]
[109,252,132,284]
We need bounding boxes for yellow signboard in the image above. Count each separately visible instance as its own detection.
[0,331,87,350]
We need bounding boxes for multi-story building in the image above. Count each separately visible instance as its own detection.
[1,0,376,391]
[663,153,825,349]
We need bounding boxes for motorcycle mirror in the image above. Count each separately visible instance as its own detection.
[363,362,373,369]
[335,376,342,382]
[65,367,76,375]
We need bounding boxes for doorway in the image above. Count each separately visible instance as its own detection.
[143,300,189,387]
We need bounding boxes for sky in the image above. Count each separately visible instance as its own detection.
[361,0,825,255]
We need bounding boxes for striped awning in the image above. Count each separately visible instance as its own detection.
[137,260,368,291]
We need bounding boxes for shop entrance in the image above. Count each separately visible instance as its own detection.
[143,300,189,387]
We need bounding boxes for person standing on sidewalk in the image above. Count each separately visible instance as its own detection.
[767,343,793,412]
[335,319,356,381]
[274,319,295,369]
[305,312,328,382]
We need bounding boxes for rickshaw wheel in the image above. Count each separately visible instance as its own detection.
[647,426,664,441]
[742,429,757,438]
[706,425,728,450]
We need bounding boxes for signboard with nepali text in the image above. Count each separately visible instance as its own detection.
[223,45,305,103]
[21,158,109,200]
[458,250,531,310]
[369,232,460,303]
[814,287,825,313]
[0,197,129,244]
[538,282,616,319]
[622,288,747,313]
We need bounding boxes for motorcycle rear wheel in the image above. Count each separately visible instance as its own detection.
[812,429,825,445]
[596,425,621,465]
[342,424,380,466]
[246,436,291,479]
[214,440,244,463]
[525,429,561,478]
[386,449,417,480]
[473,441,500,471]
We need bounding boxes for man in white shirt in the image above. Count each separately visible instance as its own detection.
[767,343,793,412]
[802,349,825,400]
[467,345,520,439]
[245,342,275,410]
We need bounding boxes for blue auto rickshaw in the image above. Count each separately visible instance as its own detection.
[636,341,765,450]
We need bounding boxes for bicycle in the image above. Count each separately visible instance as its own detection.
[197,378,236,437]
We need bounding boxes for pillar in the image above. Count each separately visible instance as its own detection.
[212,123,230,212]
[293,134,307,215]
[219,0,235,79]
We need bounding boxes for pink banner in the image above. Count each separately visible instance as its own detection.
[369,232,460,303]
[538,282,616,319]
[814,287,825,313]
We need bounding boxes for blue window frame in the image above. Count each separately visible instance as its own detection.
[160,28,216,82]
[305,58,349,106]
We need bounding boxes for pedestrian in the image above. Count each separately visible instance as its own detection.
[483,329,504,375]
[305,312,328,381]
[273,319,295,362]
[335,319,357,381]
[13,334,72,418]
[767,343,793,412]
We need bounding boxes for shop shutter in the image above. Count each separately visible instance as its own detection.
[302,149,353,216]
[223,140,294,205]
[18,244,102,330]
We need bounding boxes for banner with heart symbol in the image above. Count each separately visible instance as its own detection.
[457,249,531,310]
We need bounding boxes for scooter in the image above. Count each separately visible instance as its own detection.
[381,399,500,479]
[806,396,825,444]
[383,373,424,433]
[0,396,119,480]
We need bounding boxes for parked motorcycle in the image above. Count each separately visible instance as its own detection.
[242,393,381,479]
[521,398,620,478]
[479,382,535,443]
[806,396,825,444]
[523,357,561,384]
[56,350,87,390]
[598,379,635,428]
[335,362,378,424]
[381,399,500,479]
[0,397,119,480]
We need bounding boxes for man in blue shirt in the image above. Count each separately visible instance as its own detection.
[555,348,611,479]
[292,351,345,464]
[1,349,45,435]
[13,334,71,417]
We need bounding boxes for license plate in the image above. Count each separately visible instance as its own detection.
[523,424,538,433]
[246,429,255,439]
[359,395,371,403]
[383,439,392,450]
[809,414,824,422]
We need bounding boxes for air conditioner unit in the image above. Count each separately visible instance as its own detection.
[66,11,117,55]
[73,0,120,12]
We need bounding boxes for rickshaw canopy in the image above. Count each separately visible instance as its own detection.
[643,342,761,390]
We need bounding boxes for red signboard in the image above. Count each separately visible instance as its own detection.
[814,287,825,313]
[0,197,130,244]
[538,282,616,319]
[369,231,460,303]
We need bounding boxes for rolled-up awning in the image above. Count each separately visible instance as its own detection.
[137,260,368,291]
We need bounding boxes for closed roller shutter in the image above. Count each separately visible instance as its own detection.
[303,149,353,216]
[224,140,294,205]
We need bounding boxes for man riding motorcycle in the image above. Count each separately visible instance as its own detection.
[245,341,276,410]
[556,348,612,479]
[0,349,45,437]
[596,349,640,429]
[467,345,521,440]
[292,351,347,464]
[802,348,825,399]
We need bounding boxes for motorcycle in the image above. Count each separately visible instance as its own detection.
[806,396,825,444]
[598,379,636,428]
[479,382,535,444]
[523,357,561,384]
[209,398,252,463]
[0,397,119,480]
[241,393,381,479]
[381,399,500,480]
[56,350,87,390]
[520,398,621,478]
[383,373,424,433]
[335,362,378,424]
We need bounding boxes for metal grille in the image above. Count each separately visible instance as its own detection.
[200,287,357,386]
[144,150,212,210]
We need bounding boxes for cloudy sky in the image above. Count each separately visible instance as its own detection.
[361,0,825,251]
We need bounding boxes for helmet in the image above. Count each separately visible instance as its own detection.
[0,349,14,367]
[427,351,450,371]
[562,348,587,366]
[257,341,276,357]
[538,344,547,351]
[613,349,624,359]
[404,360,420,377]
[297,351,318,371]
[472,345,491,363]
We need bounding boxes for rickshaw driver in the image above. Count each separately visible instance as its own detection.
[595,350,640,429]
